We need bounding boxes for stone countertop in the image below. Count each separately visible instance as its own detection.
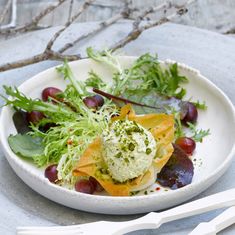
[0,22,235,235]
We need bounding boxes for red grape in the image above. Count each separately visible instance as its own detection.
[26,111,45,124]
[175,137,196,155]
[182,102,198,124]
[89,177,104,192]
[83,97,98,109]
[92,95,104,107]
[45,164,58,183]
[42,87,63,102]
[75,179,95,194]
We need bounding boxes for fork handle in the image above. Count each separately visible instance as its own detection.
[210,206,235,233]
[112,188,235,235]
[188,206,235,235]
[158,188,235,224]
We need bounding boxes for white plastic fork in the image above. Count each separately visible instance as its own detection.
[17,188,235,235]
[188,206,235,235]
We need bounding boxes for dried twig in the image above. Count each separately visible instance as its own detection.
[58,9,129,53]
[0,0,195,73]
[0,0,93,72]
[0,0,12,25]
[0,52,80,72]
[0,0,67,34]
[132,2,170,29]
[68,0,74,21]
[46,0,94,51]
[110,0,195,51]
[224,28,235,34]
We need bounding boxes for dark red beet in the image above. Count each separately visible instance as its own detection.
[26,111,45,124]
[42,87,63,102]
[182,102,198,124]
[89,177,104,192]
[157,144,194,189]
[45,164,58,183]
[175,137,196,155]
[83,97,98,109]
[75,179,95,194]
[92,95,104,107]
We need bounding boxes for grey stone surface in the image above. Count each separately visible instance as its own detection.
[0,21,235,234]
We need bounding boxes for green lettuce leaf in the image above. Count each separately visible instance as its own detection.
[8,134,46,166]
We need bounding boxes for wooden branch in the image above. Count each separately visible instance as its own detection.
[110,0,196,51]
[133,2,169,29]
[0,53,47,72]
[224,28,235,34]
[0,0,67,34]
[68,0,74,21]
[46,0,94,51]
[0,0,195,73]
[0,0,12,25]
[58,10,128,53]
[0,0,93,72]
[0,51,81,72]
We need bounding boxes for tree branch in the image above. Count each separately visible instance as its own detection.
[58,9,129,54]
[0,0,67,35]
[68,0,74,21]
[0,0,196,73]
[110,0,196,51]
[46,0,94,51]
[0,51,81,72]
[0,0,93,72]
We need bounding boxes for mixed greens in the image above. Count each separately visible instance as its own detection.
[1,48,210,190]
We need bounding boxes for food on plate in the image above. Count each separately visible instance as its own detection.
[157,144,194,189]
[102,119,157,182]
[1,48,210,196]
[73,104,174,196]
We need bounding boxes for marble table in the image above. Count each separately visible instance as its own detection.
[0,22,235,235]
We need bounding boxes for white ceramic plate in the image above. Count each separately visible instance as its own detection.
[1,57,235,215]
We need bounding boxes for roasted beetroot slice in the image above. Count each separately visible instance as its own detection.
[157,144,194,189]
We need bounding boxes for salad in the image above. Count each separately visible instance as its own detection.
[1,48,210,196]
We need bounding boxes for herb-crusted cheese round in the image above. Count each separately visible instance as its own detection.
[102,120,156,182]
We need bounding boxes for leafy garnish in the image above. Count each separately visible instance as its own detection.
[1,86,75,122]
[188,122,210,142]
[87,50,189,99]
[173,111,185,140]
[85,71,107,90]
[192,100,207,110]
[8,134,46,166]
[56,60,87,96]
[86,47,122,73]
